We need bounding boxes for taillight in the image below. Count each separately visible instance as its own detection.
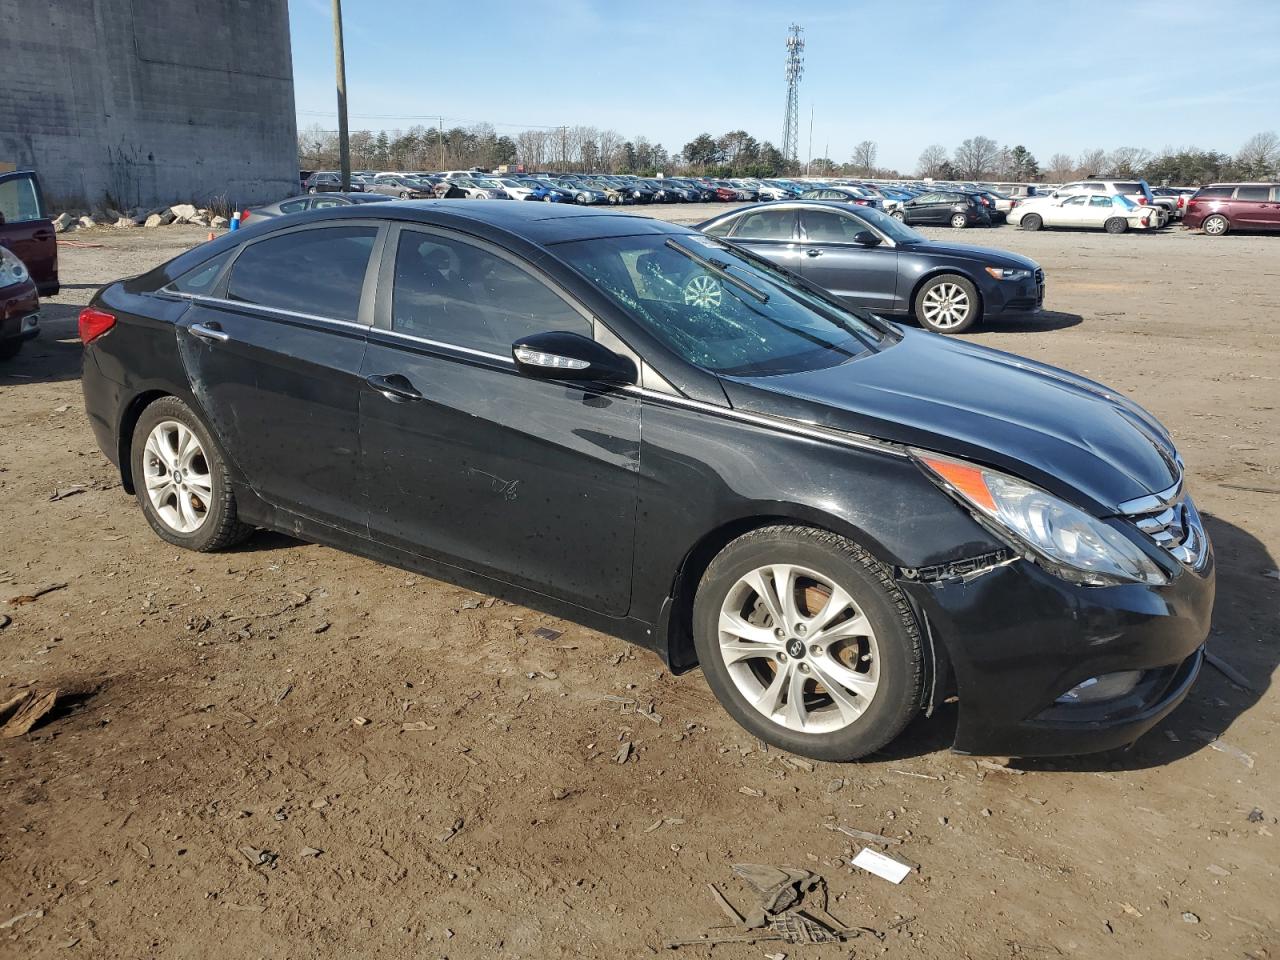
[1177,196,1185,208]
[1141,215,1150,226]
[78,308,116,344]
[1187,198,1199,209]
[1136,196,1147,205]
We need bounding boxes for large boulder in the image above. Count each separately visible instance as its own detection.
[210,215,229,229]
[156,209,177,226]
[52,213,74,233]
[114,216,136,228]
[143,213,164,228]
[169,203,198,223]
[78,215,97,229]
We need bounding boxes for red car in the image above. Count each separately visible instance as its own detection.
[1184,182,1280,236]
[0,170,56,359]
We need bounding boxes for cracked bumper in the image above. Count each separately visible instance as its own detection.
[900,549,1214,757]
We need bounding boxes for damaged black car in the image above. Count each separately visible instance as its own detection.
[78,202,1214,760]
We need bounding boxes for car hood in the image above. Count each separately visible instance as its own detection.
[900,239,1037,270]
[721,327,1179,513]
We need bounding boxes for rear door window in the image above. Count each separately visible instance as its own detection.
[1196,186,1234,199]
[730,209,798,240]
[1235,185,1270,201]
[802,209,869,242]
[227,225,377,322]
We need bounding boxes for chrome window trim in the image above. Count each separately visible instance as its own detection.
[370,325,514,364]
[183,293,372,331]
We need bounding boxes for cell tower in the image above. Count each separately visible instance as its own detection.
[781,24,804,164]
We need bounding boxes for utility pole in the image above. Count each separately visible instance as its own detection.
[438,116,444,170]
[332,0,350,189]
[561,125,568,170]
[806,103,814,176]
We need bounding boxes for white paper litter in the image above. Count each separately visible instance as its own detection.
[852,847,912,884]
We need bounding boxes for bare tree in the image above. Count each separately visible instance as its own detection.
[1107,146,1152,176]
[953,136,999,179]
[515,129,551,171]
[597,129,624,173]
[1076,148,1107,178]
[1237,131,1280,178]
[917,143,948,178]
[850,140,877,175]
[1046,152,1074,182]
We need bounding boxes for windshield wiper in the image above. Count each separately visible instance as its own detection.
[664,238,769,304]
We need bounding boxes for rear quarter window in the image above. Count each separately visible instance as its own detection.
[1196,186,1234,199]
[1234,186,1270,201]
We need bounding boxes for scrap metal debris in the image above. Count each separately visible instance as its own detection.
[6,582,68,606]
[49,485,87,501]
[1191,729,1255,768]
[823,823,902,846]
[665,864,871,950]
[1,689,58,738]
[1204,650,1258,693]
[531,626,563,641]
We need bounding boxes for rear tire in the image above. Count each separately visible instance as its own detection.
[1021,213,1043,231]
[692,525,924,762]
[891,209,906,221]
[0,339,23,361]
[950,213,968,228]
[130,396,253,553]
[1104,217,1128,235]
[1202,214,1229,236]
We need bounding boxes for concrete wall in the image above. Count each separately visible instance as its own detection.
[0,0,298,210]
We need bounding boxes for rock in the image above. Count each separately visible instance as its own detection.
[78,215,97,229]
[211,215,229,229]
[190,216,209,227]
[156,209,176,226]
[114,217,135,228]
[1181,912,1200,924]
[144,213,164,228]
[169,203,198,222]
[52,212,74,232]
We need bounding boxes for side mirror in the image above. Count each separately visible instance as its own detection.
[512,331,637,385]
[852,230,881,247]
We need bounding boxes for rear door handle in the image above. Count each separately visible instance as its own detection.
[365,373,423,403]
[805,248,823,258]
[189,321,230,343]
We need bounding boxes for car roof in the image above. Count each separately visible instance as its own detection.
[247,199,696,244]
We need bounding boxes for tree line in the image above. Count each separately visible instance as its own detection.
[917,133,1280,184]
[298,122,1280,185]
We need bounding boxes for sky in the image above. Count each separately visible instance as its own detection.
[288,0,1280,172]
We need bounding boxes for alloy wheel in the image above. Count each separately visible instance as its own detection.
[921,282,971,330]
[683,275,723,309]
[717,563,880,734]
[1203,215,1228,236]
[142,420,213,534]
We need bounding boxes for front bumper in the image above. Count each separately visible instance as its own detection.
[983,269,1045,316]
[900,545,1214,757]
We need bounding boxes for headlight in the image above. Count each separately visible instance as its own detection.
[914,450,1167,587]
[0,247,30,286]
[984,266,1032,281]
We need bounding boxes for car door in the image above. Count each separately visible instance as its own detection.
[797,207,899,311]
[173,222,383,534]
[1086,195,1116,227]
[911,192,947,224]
[711,207,803,275]
[1232,185,1272,228]
[1054,195,1090,227]
[358,224,640,615]
[1266,187,1280,231]
[0,171,58,295]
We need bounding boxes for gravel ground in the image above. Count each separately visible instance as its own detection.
[0,211,1276,959]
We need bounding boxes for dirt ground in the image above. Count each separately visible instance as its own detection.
[1,208,1276,960]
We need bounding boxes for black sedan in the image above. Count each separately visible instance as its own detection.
[78,201,1211,761]
[699,201,1043,333]
[245,192,392,223]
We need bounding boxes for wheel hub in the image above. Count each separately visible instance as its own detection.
[785,637,806,659]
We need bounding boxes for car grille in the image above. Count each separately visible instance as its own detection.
[1122,486,1208,569]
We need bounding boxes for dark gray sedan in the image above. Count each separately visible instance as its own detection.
[698,201,1043,334]
[246,193,392,224]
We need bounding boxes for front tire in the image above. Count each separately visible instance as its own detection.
[692,525,924,762]
[0,339,23,361]
[1202,214,1229,236]
[1104,217,1128,235]
[130,396,252,552]
[891,209,906,221]
[914,274,979,334]
[1021,213,1043,231]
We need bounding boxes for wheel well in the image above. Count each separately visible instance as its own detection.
[117,390,172,494]
[907,269,983,319]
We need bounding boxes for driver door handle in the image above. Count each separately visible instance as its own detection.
[805,248,823,258]
[365,373,423,403]
[189,321,230,343]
